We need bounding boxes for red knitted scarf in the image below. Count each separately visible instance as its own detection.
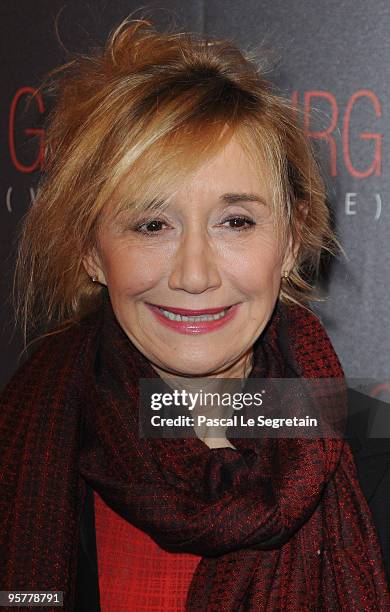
[1,291,389,611]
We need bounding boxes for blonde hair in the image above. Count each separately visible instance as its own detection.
[13,18,339,349]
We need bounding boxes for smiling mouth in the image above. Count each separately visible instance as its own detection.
[147,303,234,322]
[158,307,230,322]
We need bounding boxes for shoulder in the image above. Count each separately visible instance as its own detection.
[0,309,101,400]
[346,387,390,585]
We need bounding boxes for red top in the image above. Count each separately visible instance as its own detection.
[94,491,202,611]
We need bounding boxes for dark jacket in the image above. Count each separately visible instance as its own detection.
[74,388,390,610]
[345,387,390,587]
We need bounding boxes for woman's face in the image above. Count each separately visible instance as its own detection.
[84,136,295,377]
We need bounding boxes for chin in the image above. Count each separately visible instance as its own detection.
[160,360,222,378]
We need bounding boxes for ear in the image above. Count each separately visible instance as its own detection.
[82,247,107,285]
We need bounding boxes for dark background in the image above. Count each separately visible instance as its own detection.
[1,1,389,391]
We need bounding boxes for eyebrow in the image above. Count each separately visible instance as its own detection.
[119,192,268,217]
[220,192,267,206]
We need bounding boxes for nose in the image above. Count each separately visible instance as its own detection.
[168,226,222,294]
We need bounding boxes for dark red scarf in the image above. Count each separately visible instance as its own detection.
[1,290,389,611]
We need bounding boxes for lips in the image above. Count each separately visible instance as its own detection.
[147,303,233,315]
[145,302,240,335]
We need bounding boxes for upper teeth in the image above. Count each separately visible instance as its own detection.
[159,308,228,322]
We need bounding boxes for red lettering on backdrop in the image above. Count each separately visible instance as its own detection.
[9,87,45,173]
[293,90,382,178]
[343,89,382,178]
[303,91,338,176]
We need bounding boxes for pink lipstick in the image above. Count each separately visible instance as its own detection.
[146,302,240,335]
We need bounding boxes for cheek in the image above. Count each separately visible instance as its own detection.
[227,240,283,296]
[102,242,166,294]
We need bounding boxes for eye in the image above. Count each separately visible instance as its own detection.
[222,215,256,231]
[130,214,256,235]
[133,218,169,235]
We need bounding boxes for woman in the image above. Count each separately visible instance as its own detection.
[1,19,389,611]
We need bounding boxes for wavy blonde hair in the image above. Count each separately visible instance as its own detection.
[13,18,338,349]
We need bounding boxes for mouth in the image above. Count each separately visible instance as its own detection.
[147,303,235,321]
[145,302,239,333]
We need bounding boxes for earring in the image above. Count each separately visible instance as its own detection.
[282,271,289,279]
[91,276,98,283]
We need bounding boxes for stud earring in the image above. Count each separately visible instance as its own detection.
[282,271,289,279]
[91,276,98,283]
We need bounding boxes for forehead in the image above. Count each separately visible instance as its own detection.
[107,132,273,219]
[174,136,270,197]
